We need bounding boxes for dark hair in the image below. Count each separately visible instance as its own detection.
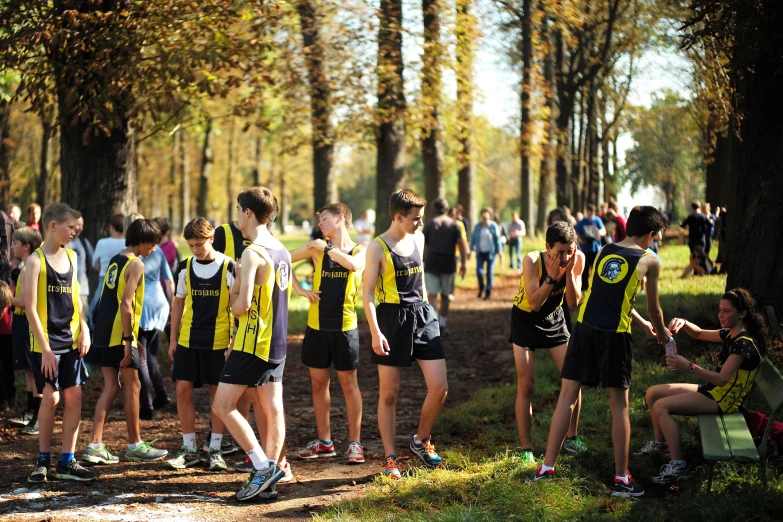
[109,214,124,234]
[626,206,665,237]
[389,188,426,219]
[12,226,43,251]
[125,218,162,246]
[548,208,568,225]
[41,202,81,228]
[319,203,353,227]
[722,288,767,355]
[183,217,214,240]
[608,201,619,212]
[154,217,171,238]
[480,207,493,219]
[432,197,449,215]
[605,209,618,221]
[546,221,577,245]
[237,186,276,225]
[692,200,701,210]
[586,203,597,213]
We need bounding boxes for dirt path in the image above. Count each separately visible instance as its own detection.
[0,272,520,521]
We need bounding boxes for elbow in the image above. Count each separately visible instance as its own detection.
[529,303,542,312]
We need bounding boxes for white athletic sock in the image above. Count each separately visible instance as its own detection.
[209,433,223,450]
[247,446,269,470]
[540,464,554,473]
[128,441,143,450]
[615,474,630,484]
[88,442,103,450]
[182,433,197,451]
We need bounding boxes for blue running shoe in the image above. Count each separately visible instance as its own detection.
[409,436,444,468]
[235,464,284,501]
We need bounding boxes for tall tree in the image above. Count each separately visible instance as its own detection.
[0,100,10,205]
[519,0,536,234]
[536,14,557,233]
[36,108,55,209]
[180,129,192,227]
[196,117,214,218]
[455,0,478,228]
[375,0,407,231]
[168,128,179,223]
[227,119,237,223]
[421,0,446,217]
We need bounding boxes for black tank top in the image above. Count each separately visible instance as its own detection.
[374,237,424,305]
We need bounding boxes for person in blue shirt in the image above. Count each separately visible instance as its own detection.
[574,203,605,290]
[469,208,503,300]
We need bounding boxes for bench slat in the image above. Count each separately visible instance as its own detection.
[722,413,760,462]
[756,359,783,413]
[699,414,733,461]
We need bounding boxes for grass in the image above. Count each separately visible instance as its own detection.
[315,243,783,522]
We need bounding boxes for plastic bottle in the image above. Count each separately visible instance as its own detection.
[665,336,677,370]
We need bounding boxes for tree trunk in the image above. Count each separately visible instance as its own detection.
[586,85,600,206]
[537,16,556,233]
[456,0,476,229]
[252,132,262,186]
[576,90,587,210]
[297,0,336,212]
[705,132,729,207]
[421,0,445,219]
[196,118,214,218]
[519,0,536,235]
[554,30,573,209]
[180,129,191,226]
[602,115,613,202]
[375,0,407,232]
[37,111,54,209]
[0,101,11,205]
[168,128,179,224]
[227,119,236,223]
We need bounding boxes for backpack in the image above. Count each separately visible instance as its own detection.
[0,209,23,284]
[745,409,783,461]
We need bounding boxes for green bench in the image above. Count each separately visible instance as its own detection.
[697,305,783,493]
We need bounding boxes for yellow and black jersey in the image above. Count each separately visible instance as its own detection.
[577,244,648,333]
[93,254,144,348]
[213,222,250,261]
[30,248,81,354]
[12,269,25,316]
[178,256,234,350]
[234,243,291,363]
[701,329,762,413]
[307,245,362,332]
[513,251,567,317]
[374,237,425,305]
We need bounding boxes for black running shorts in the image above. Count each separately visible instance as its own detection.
[87,344,140,370]
[371,302,444,367]
[12,315,33,370]
[509,306,570,350]
[559,322,633,389]
[172,346,227,387]
[301,327,360,371]
[220,350,285,387]
[31,349,89,394]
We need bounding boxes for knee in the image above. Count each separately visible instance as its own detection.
[311,376,331,393]
[380,387,400,406]
[104,379,120,397]
[517,377,535,399]
[176,382,192,401]
[212,398,230,419]
[63,386,82,405]
[41,390,59,409]
[337,372,360,393]
[645,387,659,407]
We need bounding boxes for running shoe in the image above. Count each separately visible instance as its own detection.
[207,447,228,471]
[530,465,554,482]
[563,435,588,455]
[519,449,536,464]
[165,446,201,470]
[409,436,443,468]
[383,455,401,479]
[278,461,293,483]
[201,432,240,456]
[235,464,284,501]
[346,442,365,464]
[650,462,689,485]
[635,440,670,457]
[611,475,645,497]
[235,457,253,472]
[20,419,39,435]
[28,459,49,484]
[82,444,120,465]
[297,439,336,459]
[125,441,168,462]
[9,409,34,427]
[54,459,99,481]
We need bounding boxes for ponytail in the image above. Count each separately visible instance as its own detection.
[722,288,768,356]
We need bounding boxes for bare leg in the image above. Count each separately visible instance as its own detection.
[176,380,196,436]
[38,385,59,453]
[653,391,719,461]
[377,365,401,457]
[256,383,285,463]
[427,293,440,315]
[543,379,581,467]
[309,368,332,441]
[416,359,448,440]
[213,383,259,452]
[121,369,141,444]
[60,386,83,454]
[208,385,225,434]
[549,343,581,438]
[513,344,535,449]
[644,383,699,441]
[25,370,42,398]
[609,388,631,477]
[90,367,120,444]
[337,370,362,443]
[438,295,450,318]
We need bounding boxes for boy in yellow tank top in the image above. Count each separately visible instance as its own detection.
[289,203,366,464]
[363,189,448,478]
[24,203,96,483]
[8,226,43,434]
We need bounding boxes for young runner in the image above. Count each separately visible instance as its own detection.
[638,288,765,485]
[24,203,97,482]
[8,227,43,435]
[363,188,449,478]
[83,218,168,465]
[165,218,235,471]
[532,206,670,498]
[290,203,366,464]
[212,187,291,501]
[511,222,585,463]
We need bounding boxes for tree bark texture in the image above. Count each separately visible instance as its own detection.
[519,0,536,234]
[0,101,11,205]
[37,112,54,209]
[375,0,407,232]
[455,0,476,229]
[554,30,572,209]
[196,118,213,218]
[297,0,337,212]
[168,128,179,224]
[421,0,445,219]
[227,119,236,223]
[180,129,191,227]
[536,16,556,233]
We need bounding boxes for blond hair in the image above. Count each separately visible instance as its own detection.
[183,217,215,240]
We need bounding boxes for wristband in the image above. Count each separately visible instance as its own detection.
[232,328,238,336]
[687,362,696,373]
[325,244,335,253]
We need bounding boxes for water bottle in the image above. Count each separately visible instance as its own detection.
[665,336,677,370]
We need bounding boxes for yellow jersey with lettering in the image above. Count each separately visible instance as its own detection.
[30,248,81,354]
[93,253,143,348]
[374,236,425,305]
[701,329,762,413]
[307,246,362,331]
[179,256,233,350]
